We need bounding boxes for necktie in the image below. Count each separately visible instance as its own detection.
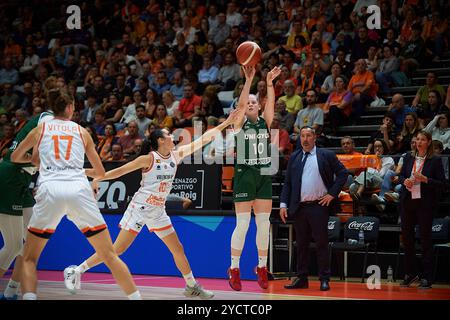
[298,151,310,181]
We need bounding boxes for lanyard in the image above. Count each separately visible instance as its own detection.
[412,157,425,174]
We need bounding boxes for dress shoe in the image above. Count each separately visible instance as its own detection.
[400,275,419,287]
[284,277,308,289]
[320,279,330,291]
[417,279,432,289]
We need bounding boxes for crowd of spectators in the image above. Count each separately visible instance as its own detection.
[0,0,449,167]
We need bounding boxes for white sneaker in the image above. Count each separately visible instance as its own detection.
[371,194,386,212]
[183,283,214,299]
[64,265,81,294]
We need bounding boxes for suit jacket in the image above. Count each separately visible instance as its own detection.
[81,105,101,125]
[280,147,349,216]
[398,152,445,210]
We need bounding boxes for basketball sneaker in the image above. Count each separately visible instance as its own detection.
[255,266,269,289]
[227,268,242,291]
[183,283,214,299]
[64,265,81,294]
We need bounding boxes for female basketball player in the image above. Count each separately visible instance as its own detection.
[0,82,57,300]
[64,111,238,299]
[228,65,281,291]
[10,93,141,300]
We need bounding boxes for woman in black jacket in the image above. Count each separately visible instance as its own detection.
[398,130,445,289]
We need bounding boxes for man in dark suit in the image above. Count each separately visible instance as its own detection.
[280,126,348,291]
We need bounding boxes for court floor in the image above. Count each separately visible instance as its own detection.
[1,270,450,300]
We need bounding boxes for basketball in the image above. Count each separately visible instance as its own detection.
[236,41,262,67]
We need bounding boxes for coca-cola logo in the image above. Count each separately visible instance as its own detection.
[432,224,443,232]
[328,221,336,230]
[348,221,374,231]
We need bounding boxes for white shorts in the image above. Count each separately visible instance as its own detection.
[119,201,173,238]
[29,180,106,238]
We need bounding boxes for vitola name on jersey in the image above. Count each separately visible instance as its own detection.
[47,123,80,133]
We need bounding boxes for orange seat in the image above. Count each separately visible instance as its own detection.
[222,166,234,193]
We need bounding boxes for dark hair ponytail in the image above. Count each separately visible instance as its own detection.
[53,92,74,116]
[149,129,165,151]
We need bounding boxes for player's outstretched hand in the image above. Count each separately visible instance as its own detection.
[241,65,256,81]
[267,66,282,84]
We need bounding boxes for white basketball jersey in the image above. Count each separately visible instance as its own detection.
[133,151,178,206]
[37,119,86,183]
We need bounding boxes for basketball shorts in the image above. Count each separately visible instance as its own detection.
[119,200,173,238]
[0,161,32,216]
[233,165,272,202]
[28,180,106,239]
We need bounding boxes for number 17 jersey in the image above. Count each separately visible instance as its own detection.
[38,119,86,184]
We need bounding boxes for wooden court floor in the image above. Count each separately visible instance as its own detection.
[1,270,450,300]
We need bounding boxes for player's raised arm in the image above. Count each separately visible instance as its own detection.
[174,111,237,162]
[10,125,41,163]
[234,66,256,131]
[262,66,282,128]
[91,154,153,182]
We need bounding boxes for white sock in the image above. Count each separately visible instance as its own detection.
[75,261,90,274]
[183,272,196,287]
[258,256,268,268]
[22,292,37,300]
[231,256,240,269]
[127,291,142,300]
[4,279,20,298]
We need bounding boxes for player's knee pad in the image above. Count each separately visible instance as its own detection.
[231,212,251,251]
[255,213,271,250]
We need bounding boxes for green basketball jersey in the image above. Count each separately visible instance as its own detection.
[234,116,271,169]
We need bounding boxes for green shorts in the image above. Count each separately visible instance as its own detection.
[0,161,34,216]
[233,165,272,202]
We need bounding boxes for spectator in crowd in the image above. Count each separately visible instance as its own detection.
[19,45,40,77]
[193,86,224,126]
[274,65,297,98]
[85,75,108,105]
[0,123,15,158]
[208,12,231,47]
[113,73,133,103]
[418,90,447,124]
[134,104,152,138]
[174,84,201,127]
[411,72,446,111]
[97,122,119,161]
[144,88,160,119]
[218,52,240,91]
[396,112,422,154]
[0,58,19,86]
[399,23,425,75]
[432,140,449,179]
[296,60,321,97]
[124,138,143,161]
[387,93,415,133]
[324,76,353,135]
[349,139,395,202]
[348,59,377,121]
[293,89,324,137]
[198,55,219,91]
[340,136,363,188]
[274,99,296,133]
[372,136,418,211]
[207,115,235,162]
[150,71,171,97]
[255,81,268,112]
[103,94,124,124]
[81,94,100,125]
[162,91,180,118]
[226,2,243,27]
[424,113,450,153]
[271,113,291,162]
[119,120,141,155]
[169,71,184,100]
[0,83,19,115]
[152,104,174,131]
[421,11,448,61]
[279,80,303,115]
[104,143,126,162]
[365,112,397,155]
[376,45,400,97]
[92,109,107,136]
[350,26,377,62]
[320,62,343,96]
